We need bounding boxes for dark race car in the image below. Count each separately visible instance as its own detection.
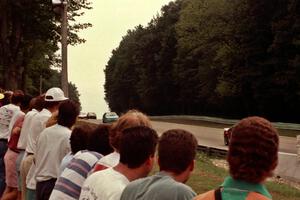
[223,127,233,146]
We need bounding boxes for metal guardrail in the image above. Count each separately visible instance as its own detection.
[197,145,228,158]
[151,115,300,131]
[78,119,229,158]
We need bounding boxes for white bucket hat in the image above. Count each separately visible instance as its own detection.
[45,87,68,102]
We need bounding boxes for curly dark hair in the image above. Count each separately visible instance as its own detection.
[227,116,279,183]
[158,129,198,174]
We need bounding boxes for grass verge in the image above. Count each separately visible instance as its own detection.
[186,153,300,200]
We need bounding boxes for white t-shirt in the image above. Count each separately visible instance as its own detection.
[79,168,129,200]
[25,108,51,154]
[35,124,71,182]
[17,109,38,149]
[91,151,120,173]
[0,104,20,139]
[25,109,52,189]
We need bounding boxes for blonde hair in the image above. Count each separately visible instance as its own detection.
[110,109,151,150]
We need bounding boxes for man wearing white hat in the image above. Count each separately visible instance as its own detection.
[35,99,79,200]
[21,87,67,200]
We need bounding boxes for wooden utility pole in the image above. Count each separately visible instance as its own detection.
[61,0,69,97]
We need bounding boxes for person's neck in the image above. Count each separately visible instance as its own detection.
[160,170,187,183]
[12,103,20,107]
[113,163,144,182]
[47,107,57,113]
[57,123,72,129]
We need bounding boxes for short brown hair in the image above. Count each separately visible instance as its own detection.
[227,116,279,183]
[119,126,158,168]
[57,100,80,128]
[88,124,114,156]
[11,90,24,105]
[70,125,92,154]
[31,95,45,111]
[110,110,151,150]
[158,129,198,174]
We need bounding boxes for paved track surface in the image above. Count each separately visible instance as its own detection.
[151,120,297,154]
[84,118,300,182]
[84,119,296,154]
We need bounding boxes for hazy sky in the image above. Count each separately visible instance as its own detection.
[68,0,173,118]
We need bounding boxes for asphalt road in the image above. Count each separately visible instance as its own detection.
[84,119,297,154]
[151,120,297,154]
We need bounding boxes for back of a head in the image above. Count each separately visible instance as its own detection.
[44,87,68,109]
[31,95,45,111]
[87,124,114,156]
[0,93,4,106]
[119,126,158,168]
[70,125,92,154]
[44,87,68,102]
[158,129,198,174]
[110,109,151,150]
[227,116,279,183]
[20,95,33,112]
[2,91,13,106]
[57,100,80,128]
[11,90,24,105]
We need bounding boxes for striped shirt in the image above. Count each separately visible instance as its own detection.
[49,150,103,200]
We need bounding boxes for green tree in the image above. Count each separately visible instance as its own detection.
[104,27,145,113]
[104,1,182,114]
[0,0,91,100]
[175,0,237,114]
[104,0,300,122]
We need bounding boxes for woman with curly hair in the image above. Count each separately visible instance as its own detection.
[194,116,279,200]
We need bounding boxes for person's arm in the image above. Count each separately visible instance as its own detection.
[11,126,21,136]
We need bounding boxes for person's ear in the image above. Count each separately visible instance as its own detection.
[148,155,155,166]
[144,155,154,168]
[189,160,195,172]
[142,155,155,175]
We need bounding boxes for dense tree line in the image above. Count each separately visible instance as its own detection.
[104,0,300,122]
[0,0,90,102]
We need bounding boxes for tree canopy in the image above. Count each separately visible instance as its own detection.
[0,0,91,102]
[104,0,300,122]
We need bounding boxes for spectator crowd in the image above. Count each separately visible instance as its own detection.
[0,87,279,200]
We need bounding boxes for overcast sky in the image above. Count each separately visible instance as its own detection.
[68,0,173,118]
